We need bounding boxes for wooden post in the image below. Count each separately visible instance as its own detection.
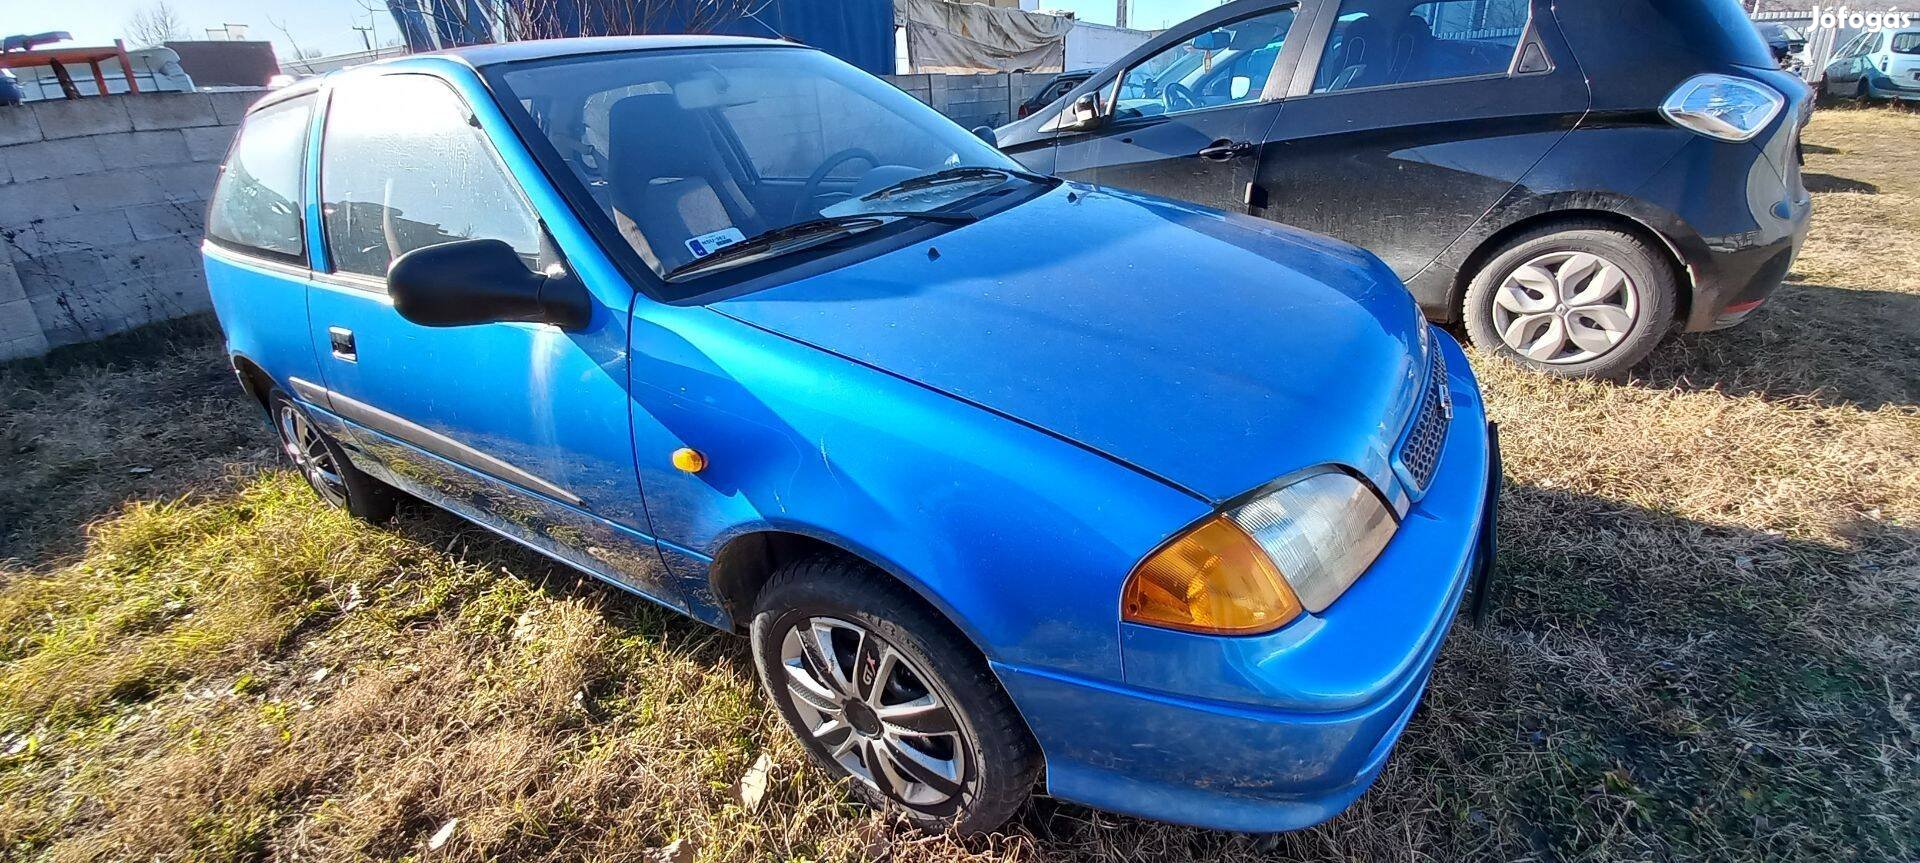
[49,59,80,99]
[90,60,109,97]
[115,39,140,94]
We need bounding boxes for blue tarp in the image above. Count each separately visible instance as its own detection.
[390,0,895,75]
[724,0,894,75]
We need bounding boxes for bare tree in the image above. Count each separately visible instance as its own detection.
[126,1,187,47]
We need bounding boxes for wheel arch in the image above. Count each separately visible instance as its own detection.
[1450,207,1694,323]
[706,528,991,660]
[230,353,276,412]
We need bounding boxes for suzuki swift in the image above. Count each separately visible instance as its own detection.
[202,36,1498,835]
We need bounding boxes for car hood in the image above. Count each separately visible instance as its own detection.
[715,184,1428,504]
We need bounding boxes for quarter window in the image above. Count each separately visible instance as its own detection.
[1312,0,1529,92]
[320,74,541,280]
[206,95,312,262]
[1112,8,1297,121]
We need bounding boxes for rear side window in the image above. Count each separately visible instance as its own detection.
[206,96,312,263]
[1312,0,1528,92]
[319,74,541,280]
[1895,32,1920,54]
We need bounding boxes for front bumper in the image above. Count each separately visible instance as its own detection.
[993,332,1499,833]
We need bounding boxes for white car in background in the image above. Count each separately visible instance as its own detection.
[1821,27,1920,101]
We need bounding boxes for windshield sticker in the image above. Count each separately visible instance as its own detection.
[687,227,747,259]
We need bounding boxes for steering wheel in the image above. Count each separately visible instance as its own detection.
[793,148,880,220]
[1163,81,1201,113]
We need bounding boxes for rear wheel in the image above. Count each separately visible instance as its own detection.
[269,390,397,523]
[1462,221,1677,379]
[749,556,1040,834]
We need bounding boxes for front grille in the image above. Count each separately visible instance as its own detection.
[1396,347,1451,493]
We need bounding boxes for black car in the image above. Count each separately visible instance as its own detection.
[1755,21,1808,69]
[994,0,1811,377]
[1017,68,1096,118]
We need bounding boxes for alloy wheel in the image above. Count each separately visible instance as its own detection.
[778,617,967,809]
[276,403,350,508]
[1491,250,1641,364]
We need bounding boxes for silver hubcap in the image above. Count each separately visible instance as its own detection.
[276,404,349,508]
[1493,251,1640,364]
[779,618,965,809]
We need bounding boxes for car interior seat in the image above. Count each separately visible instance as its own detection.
[1321,14,1388,91]
[606,92,768,271]
[1388,14,1438,85]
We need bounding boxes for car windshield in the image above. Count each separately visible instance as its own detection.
[1757,22,1805,41]
[492,47,1026,284]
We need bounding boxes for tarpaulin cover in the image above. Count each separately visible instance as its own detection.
[896,0,1070,73]
[442,0,894,75]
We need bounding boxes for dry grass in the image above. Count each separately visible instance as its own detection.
[1,107,1916,862]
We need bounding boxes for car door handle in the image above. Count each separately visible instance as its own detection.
[328,326,356,362]
[1197,139,1255,161]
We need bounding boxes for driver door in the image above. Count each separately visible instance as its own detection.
[1063,1,1311,213]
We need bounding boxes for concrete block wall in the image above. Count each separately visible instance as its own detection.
[0,91,258,361]
[884,72,1058,131]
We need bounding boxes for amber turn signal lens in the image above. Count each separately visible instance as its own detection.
[1121,515,1304,634]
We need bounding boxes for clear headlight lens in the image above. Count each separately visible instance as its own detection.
[1122,472,1398,635]
[1659,74,1785,143]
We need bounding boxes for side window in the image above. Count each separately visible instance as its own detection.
[206,95,312,262]
[320,75,542,280]
[1112,8,1297,121]
[1867,32,1886,54]
[1312,0,1529,93]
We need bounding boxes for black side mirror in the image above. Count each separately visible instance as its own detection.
[388,238,591,330]
[971,124,998,147]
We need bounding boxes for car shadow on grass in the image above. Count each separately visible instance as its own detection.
[0,316,274,569]
[1801,173,1878,194]
[1633,281,1920,412]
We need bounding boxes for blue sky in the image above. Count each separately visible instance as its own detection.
[18,0,1229,62]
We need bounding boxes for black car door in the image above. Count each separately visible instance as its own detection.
[1053,0,1313,212]
[1252,0,1588,279]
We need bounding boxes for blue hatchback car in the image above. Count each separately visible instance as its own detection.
[202,36,1498,835]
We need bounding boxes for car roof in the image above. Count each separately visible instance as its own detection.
[417,34,795,68]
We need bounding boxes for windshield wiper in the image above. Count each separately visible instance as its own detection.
[665,210,977,281]
[859,166,1045,203]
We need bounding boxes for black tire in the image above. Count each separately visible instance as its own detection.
[268,389,397,523]
[749,556,1040,835]
[1855,78,1871,101]
[1461,221,1678,379]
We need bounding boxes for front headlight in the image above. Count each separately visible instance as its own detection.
[1121,471,1398,635]
[1659,74,1785,143]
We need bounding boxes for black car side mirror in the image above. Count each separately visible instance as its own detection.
[388,238,592,330]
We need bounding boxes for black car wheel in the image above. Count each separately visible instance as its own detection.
[749,556,1040,834]
[1463,221,1677,379]
[269,390,397,523]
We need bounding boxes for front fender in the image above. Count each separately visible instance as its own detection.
[628,303,1207,682]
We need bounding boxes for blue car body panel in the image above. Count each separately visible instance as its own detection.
[203,45,1497,834]
[716,184,1428,506]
